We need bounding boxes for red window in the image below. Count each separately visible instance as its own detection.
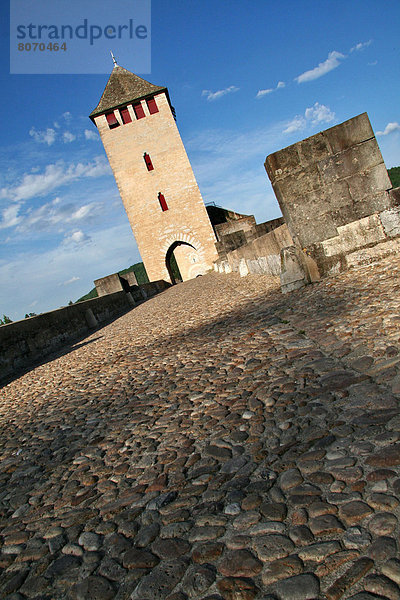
[120,107,132,124]
[147,97,159,114]
[133,103,145,119]
[158,193,168,211]
[144,153,154,171]
[106,112,119,129]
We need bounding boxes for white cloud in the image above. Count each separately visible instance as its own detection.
[186,121,288,223]
[283,102,335,135]
[256,81,285,99]
[295,51,346,83]
[350,40,372,53]
[63,131,76,143]
[60,276,80,286]
[0,222,141,321]
[1,156,111,202]
[201,86,239,101]
[377,122,400,136]
[85,129,98,141]
[283,117,307,134]
[12,198,105,234]
[256,88,274,98]
[63,230,92,246]
[70,203,101,221]
[62,111,72,121]
[304,102,335,125]
[0,204,22,229]
[29,127,56,146]
[368,60,378,66]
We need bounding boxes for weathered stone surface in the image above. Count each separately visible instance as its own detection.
[288,525,314,546]
[261,555,303,585]
[192,542,224,563]
[181,564,216,598]
[309,514,344,536]
[122,548,159,569]
[364,574,400,600]
[342,526,371,550]
[217,577,258,600]
[298,541,341,563]
[339,501,373,524]
[3,256,400,600]
[78,532,101,552]
[279,468,303,491]
[188,526,225,543]
[72,576,115,600]
[98,557,127,581]
[326,557,374,600]
[260,502,287,522]
[252,534,294,561]
[366,445,400,467]
[45,555,81,578]
[275,573,320,600]
[218,549,262,577]
[152,538,191,559]
[315,550,360,577]
[131,559,188,599]
[382,558,400,585]
[368,512,398,536]
[367,536,398,562]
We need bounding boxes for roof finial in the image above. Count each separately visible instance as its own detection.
[110,51,118,67]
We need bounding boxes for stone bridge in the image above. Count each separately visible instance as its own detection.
[1,254,400,600]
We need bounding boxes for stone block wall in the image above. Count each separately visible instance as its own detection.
[95,272,139,296]
[215,224,294,277]
[265,113,399,275]
[215,215,257,239]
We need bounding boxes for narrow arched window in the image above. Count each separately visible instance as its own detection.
[144,153,154,171]
[158,193,168,211]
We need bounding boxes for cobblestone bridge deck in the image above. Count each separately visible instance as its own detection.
[1,255,400,600]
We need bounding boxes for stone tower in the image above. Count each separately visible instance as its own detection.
[90,62,218,283]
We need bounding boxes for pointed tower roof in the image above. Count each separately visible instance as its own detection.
[89,65,167,121]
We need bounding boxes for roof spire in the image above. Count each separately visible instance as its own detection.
[110,51,118,67]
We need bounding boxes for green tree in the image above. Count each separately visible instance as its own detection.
[388,166,400,189]
[0,315,13,325]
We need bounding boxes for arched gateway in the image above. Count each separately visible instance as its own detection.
[89,59,218,284]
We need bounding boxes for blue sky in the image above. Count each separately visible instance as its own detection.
[1,0,399,321]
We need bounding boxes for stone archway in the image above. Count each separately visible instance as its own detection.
[165,239,207,284]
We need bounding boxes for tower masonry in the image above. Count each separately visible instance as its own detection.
[90,63,218,283]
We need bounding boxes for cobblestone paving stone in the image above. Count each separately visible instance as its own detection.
[1,254,400,600]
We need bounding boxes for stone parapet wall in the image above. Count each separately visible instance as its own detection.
[308,203,400,276]
[265,113,400,278]
[215,216,286,259]
[265,113,394,249]
[0,280,169,384]
[95,271,138,296]
[214,224,293,277]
